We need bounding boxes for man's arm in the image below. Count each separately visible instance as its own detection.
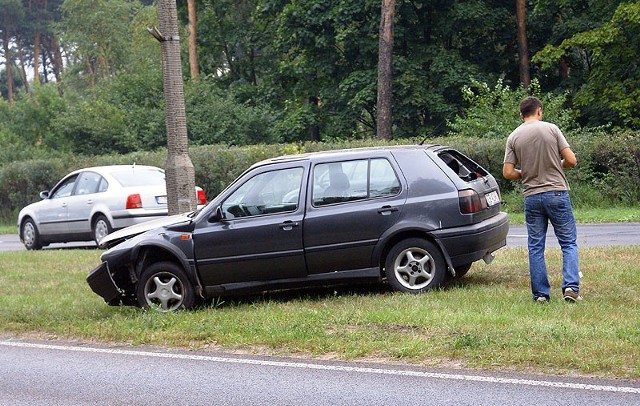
[503,162,521,180]
[561,147,577,168]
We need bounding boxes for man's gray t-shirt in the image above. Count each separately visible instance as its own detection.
[504,120,570,197]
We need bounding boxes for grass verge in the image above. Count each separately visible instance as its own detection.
[0,223,15,234]
[0,247,638,378]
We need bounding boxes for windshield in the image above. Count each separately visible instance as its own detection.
[109,167,166,187]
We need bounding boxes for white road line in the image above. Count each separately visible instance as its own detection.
[2,340,639,394]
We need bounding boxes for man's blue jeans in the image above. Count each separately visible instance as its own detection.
[524,190,580,300]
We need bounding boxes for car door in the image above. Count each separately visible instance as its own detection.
[36,174,78,236]
[303,157,407,275]
[193,164,308,287]
[66,171,105,234]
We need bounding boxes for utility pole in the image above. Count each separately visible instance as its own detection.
[150,0,196,215]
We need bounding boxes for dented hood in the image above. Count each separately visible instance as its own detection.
[99,212,194,248]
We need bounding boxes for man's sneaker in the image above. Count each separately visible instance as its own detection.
[563,288,583,302]
[535,296,549,304]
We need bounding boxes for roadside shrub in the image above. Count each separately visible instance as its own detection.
[50,99,140,155]
[447,78,579,138]
[587,132,640,204]
[0,159,68,221]
[5,85,68,148]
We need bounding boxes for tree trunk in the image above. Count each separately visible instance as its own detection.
[86,56,96,87]
[515,0,530,87]
[308,96,321,141]
[34,31,41,84]
[16,44,31,96]
[376,0,395,140]
[157,0,196,215]
[187,0,199,79]
[51,34,64,83]
[98,55,109,80]
[2,20,15,104]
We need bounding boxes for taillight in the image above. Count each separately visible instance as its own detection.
[197,188,207,205]
[126,194,143,209]
[458,189,482,214]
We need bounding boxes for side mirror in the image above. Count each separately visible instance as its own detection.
[40,191,50,199]
[208,205,225,222]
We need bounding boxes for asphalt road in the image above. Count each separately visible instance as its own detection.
[1,339,638,406]
[2,223,640,252]
[506,222,640,247]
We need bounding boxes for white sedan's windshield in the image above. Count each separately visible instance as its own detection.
[110,168,166,187]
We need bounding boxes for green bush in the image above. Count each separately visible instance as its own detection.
[447,78,578,138]
[0,159,68,221]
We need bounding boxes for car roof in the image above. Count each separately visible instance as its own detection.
[67,165,163,176]
[249,144,447,168]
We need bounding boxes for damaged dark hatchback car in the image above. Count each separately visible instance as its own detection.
[87,145,509,311]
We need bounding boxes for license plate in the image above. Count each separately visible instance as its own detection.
[156,196,167,204]
[485,191,500,206]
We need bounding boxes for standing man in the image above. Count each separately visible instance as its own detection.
[503,96,581,303]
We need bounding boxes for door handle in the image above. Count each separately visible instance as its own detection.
[377,205,399,215]
[87,199,94,205]
[279,220,299,231]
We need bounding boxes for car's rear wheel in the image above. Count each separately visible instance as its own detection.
[136,262,195,312]
[21,218,43,250]
[385,238,446,293]
[92,215,112,246]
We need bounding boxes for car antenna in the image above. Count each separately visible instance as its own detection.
[418,121,446,145]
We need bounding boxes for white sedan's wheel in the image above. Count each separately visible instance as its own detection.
[21,219,43,250]
[93,215,112,246]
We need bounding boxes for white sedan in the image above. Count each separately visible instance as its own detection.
[17,165,206,249]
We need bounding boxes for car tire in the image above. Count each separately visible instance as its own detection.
[92,215,112,246]
[21,218,43,250]
[385,238,446,293]
[136,262,195,312]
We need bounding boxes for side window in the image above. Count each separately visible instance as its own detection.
[97,177,109,193]
[222,167,304,219]
[74,172,104,196]
[313,158,400,206]
[370,158,401,197]
[51,175,78,199]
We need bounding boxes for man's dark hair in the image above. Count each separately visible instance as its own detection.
[519,96,543,118]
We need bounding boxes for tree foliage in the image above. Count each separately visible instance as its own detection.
[0,0,639,159]
[534,2,640,129]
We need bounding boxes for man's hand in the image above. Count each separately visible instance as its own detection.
[561,147,577,168]
[503,162,522,180]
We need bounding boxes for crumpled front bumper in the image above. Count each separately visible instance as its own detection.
[87,262,122,303]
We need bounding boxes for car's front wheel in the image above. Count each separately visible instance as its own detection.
[385,238,446,293]
[92,215,112,246]
[136,262,195,312]
[21,218,43,250]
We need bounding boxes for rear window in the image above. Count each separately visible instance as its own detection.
[109,168,166,187]
[437,150,488,182]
